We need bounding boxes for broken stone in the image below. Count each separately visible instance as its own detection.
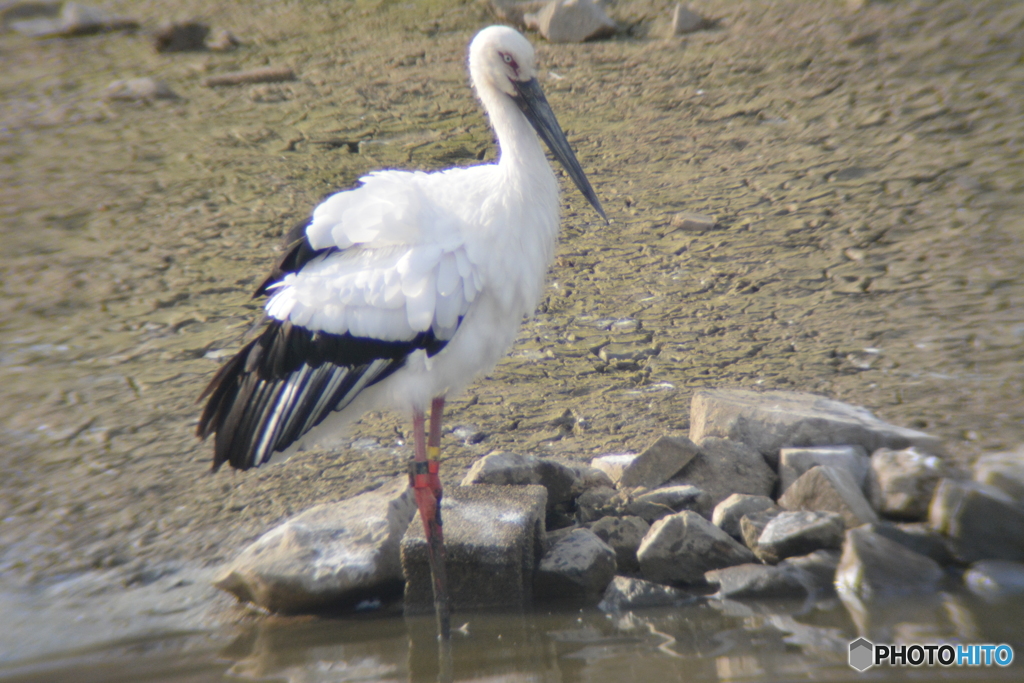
[637,511,756,584]
[928,478,1024,563]
[588,515,649,573]
[778,445,870,494]
[152,21,208,52]
[835,526,944,603]
[964,560,1024,601]
[534,528,616,600]
[620,498,674,524]
[568,463,615,498]
[870,447,947,520]
[705,563,812,600]
[525,0,617,44]
[402,484,546,614]
[206,28,240,52]
[778,466,878,528]
[597,575,694,611]
[866,522,956,567]
[575,485,619,524]
[103,78,179,102]
[460,451,576,510]
[712,494,777,541]
[618,435,699,489]
[632,485,712,518]
[670,437,777,506]
[973,447,1024,503]
[778,549,842,594]
[215,477,416,614]
[689,389,944,469]
[753,511,845,564]
[590,453,636,485]
[671,4,707,35]
[740,508,783,551]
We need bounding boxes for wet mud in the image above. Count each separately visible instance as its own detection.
[1,0,1023,644]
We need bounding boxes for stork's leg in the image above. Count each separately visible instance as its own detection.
[411,405,450,641]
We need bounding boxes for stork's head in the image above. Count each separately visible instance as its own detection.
[468,25,538,97]
[468,25,607,223]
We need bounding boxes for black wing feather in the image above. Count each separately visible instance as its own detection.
[253,218,339,298]
[198,320,448,472]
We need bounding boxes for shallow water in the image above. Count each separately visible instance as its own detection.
[2,592,1022,683]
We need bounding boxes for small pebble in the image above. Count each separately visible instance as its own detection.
[103,78,179,102]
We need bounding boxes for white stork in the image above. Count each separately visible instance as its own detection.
[197,25,606,638]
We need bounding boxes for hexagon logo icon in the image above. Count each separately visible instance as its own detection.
[849,638,874,671]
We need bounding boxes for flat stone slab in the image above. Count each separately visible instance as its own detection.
[835,526,944,603]
[534,528,616,600]
[215,476,416,614]
[597,576,695,611]
[778,445,869,495]
[929,478,1024,563]
[778,466,878,528]
[588,515,649,573]
[669,437,777,506]
[638,511,756,584]
[631,485,711,517]
[712,494,777,541]
[460,451,577,510]
[618,435,700,489]
[869,447,947,520]
[402,484,546,614]
[778,549,841,594]
[590,454,637,486]
[689,389,943,468]
[705,563,812,600]
[740,508,783,551]
[964,560,1024,601]
[754,510,845,564]
[865,522,955,567]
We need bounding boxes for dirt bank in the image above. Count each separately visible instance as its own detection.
[1,0,1022,608]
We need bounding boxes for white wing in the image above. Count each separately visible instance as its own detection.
[264,170,485,341]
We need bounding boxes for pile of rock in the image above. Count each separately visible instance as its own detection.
[214,389,1024,619]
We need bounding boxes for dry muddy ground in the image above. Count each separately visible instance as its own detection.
[1,0,1023,620]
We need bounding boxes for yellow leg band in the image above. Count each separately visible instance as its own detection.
[427,445,441,461]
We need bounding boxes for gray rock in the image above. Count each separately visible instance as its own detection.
[619,435,700,489]
[206,28,240,52]
[671,4,707,35]
[534,528,616,599]
[526,0,617,44]
[778,549,841,593]
[778,445,869,495]
[621,498,674,524]
[973,447,1024,503]
[778,466,878,528]
[597,575,694,611]
[638,511,756,583]
[754,511,845,564]
[568,463,615,498]
[632,485,712,517]
[590,453,636,486]
[669,212,716,231]
[215,477,416,614]
[964,560,1024,601]
[866,522,956,566]
[402,484,546,613]
[712,494,777,541]
[835,526,944,603]
[670,437,777,506]
[689,389,943,468]
[575,485,619,524]
[152,21,209,52]
[740,509,783,550]
[588,516,649,573]
[929,478,1024,563]
[460,451,576,510]
[103,78,179,102]
[870,447,947,520]
[705,563,812,599]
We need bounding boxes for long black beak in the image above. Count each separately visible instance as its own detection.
[510,77,607,223]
